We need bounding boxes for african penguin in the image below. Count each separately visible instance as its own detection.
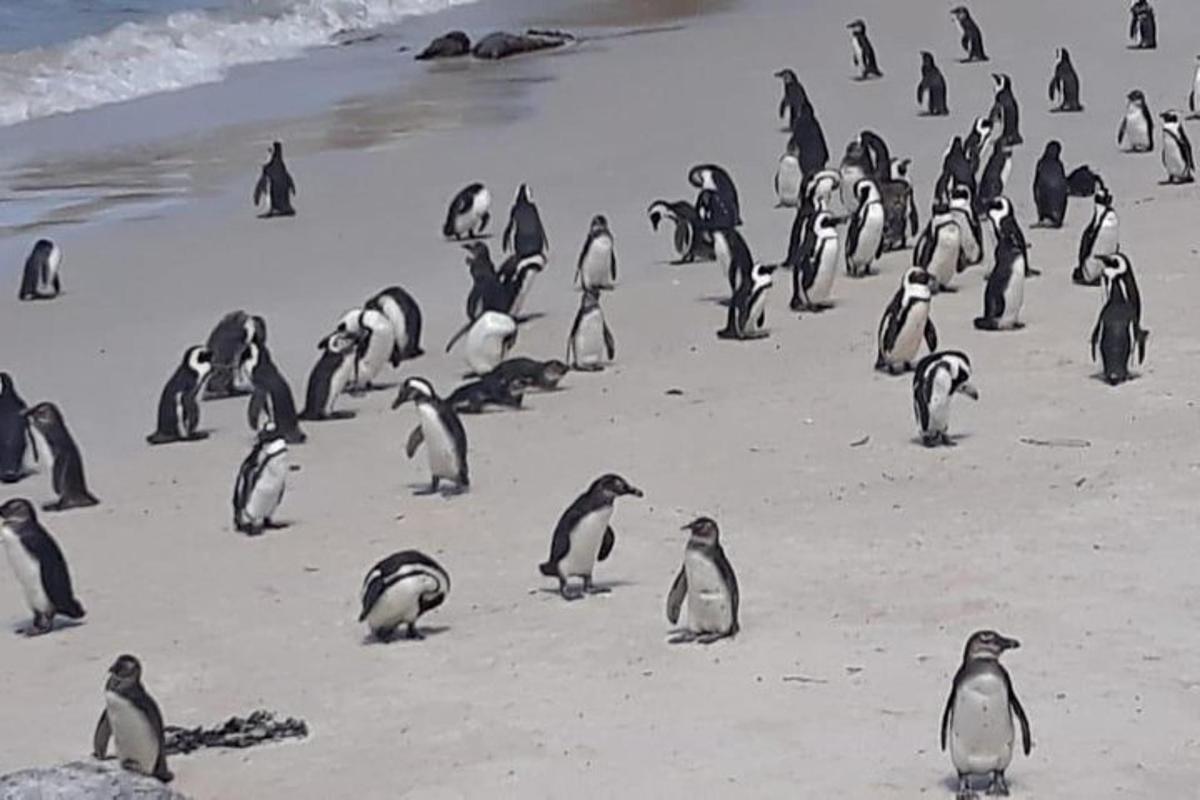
[488,358,569,391]
[914,203,962,293]
[1075,185,1120,285]
[1098,252,1145,336]
[791,209,841,311]
[913,351,978,447]
[392,377,469,494]
[1033,141,1069,228]
[0,498,85,635]
[963,116,999,177]
[299,330,361,421]
[502,184,548,258]
[976,141,1012,212]
[665,516,740,644]
[1118,90,1154,152]
[950,7,988,62]
[918,52,949,116]
[538,473,642,600]
[973,200,1027,331]
[935,137,974,202]
[1048,48,1083,112]
[253,141,296,218]
[443,183,491,240]
[93,654,173,783]
[775,68,814,130]
[1129,0,1157,49]
[0,373,35,484]
[648,200,712,264]
[146,346,213,445]
[788,99,831,177]
[1091,270,1147,386]
[1160,111,1195,183]
[576,215,617,291]
[232,425,289,536]
[366,286,425,364]
[989,74,1022,147]
[846,179,885,277]
[847,19,883,80]
[24,402,100,512]
[877,268,938,374]
[203,310,259,400]
[239,342,306,444]
[359,550,450,641]
[446,372,529,414]
[17,239,61,301]
[712,223,755,297]
[335,307,394,392]
[689,164,742,226]
[775,142,804,208]
[567,289,616,371]
[719,262,776,340]
[947,185,983,270]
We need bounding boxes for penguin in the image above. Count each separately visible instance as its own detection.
[845,179,885,277]
[458,242,514,322]
[648,200,712,264]
[1048,48,1083,112]
[502,184,548,258]
[1128,0,1157,49]
[1066,165,1103,197]
[299,330,360,421]
[859,130,894,183]
[93,654,173,783]
[202,310,259,400]
[876,268,939,374]
[913,351,978,447]
[576,215,617,291]
[239,342,306,444]
[359,550,450,641]
[918,52,949,116]
[775,142,804,208]
[1033,141,1069,228]
[538,473,642,600]
[989,74,1022,147]
[146,346,213,445]
[365,285,424,365]
[976,141,1012,212]
[914,204,963,292]
[488,358,569,391]
[947,185,983,269]
[253,141,296,217]
[567,289,615,371]
[0,373,35,485]
[416,30,470,60]
[1118,90,1154,152]
[883,156,920,252]
[950,7,988,62]
[973,201,1027,331]
[1091,272,1147,386]
[792,210,841,311]
[392,377,469,495]
[689,164,741,226]
[935,137,975,201]
[839,139,872,214]
[1160,111,1195,183]
[446,372,529,414]
[1074,184,1120,285]
[963,115,999,178]
[847,19,882,80]
[17,239,61,301]
[1190,57,1200,120]
[335,307,394,392]
[0,498,84,635]
[452,310,517,375]
[712,224,755,296]
[788,103,831,177]
[442,183,491,240]
[1097,253,1147,343]
[941,630,1031,799]
[719,262,776,340]
[987,194,1034,277]
[502,253,545,320]
[23,402,99,512]
[775,68,813,130]
[665,516,740,644]
[804,170,841,212]
[232,425,288,536]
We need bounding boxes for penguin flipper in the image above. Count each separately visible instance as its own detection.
[602,323,616,361]
[253,172,268,206]
[1090,315,1102,362]
[598,526,616,561]
[1117,118,1127,147]
[1006,674,1033,755]
[924,318,938,353]
[405,426,425,458]
[666,566,688,625]
[940,676,959,751]
[247,390,266,431]
[93,709,112,759]
[445,319,473,353]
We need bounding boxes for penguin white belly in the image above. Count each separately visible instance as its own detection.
[1084,216,1120,282]
[979,221,997,277]
[574,311,608,368]
[1164,139,1188,177]
[376,296,412,356]
[27,426,52,476]
[713,233,731,284]
[929,226,962,288]
[950,675,1016,774]
[949,209,981,265]
[326,355,356,415]
[808,239,839,303]
[890,304,929,365]
[465,318,512,375]
[926,371,954,436]
[417,405,458,480]
[851,205,884,270]
[105,691,161,775]
[1122,112,1150,150]
[776,158,803,206]
[744,288,770,335]
[1,530,51,614]
[581,239,614,290]
[366,575,434,630]
[560,507,613,578]
[684,551,732,634]
[354,320,394,388]
[999,259,1026,326]
[245,454,287,523]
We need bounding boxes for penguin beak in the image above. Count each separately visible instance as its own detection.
[999,635,1020,650]
[624,485,644,498]
[960,382,979,400]
[391,388,412,409]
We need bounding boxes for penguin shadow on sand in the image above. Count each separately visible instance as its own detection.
[10,616,85,637]
[361,625,450,646]
[406,481,468,498]
[911,431,974,448]
[939,774,1025,795]
[534,579,636,600]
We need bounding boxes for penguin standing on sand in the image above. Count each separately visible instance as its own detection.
[1033,141,1069,227]
[539,474,643,601]
[689,165,742,226]
[253,141,296,218]
[1091,270,1147,386]
[299,330,361,421]
[232,425,289,536]
[648,200,712,264]
[719,262,776,340]
[963,116,998,177]
[443,183,491,240]
[203,310,258,400]
[974,200,1027,331]
[711,221,755,296]
[1048,48,1083,112]
[567,289,616,371]
[918,52,949,116]
[146,346,212,445]
[665,516,739,644]
[775,69,813,129]
[1118,90,1154,152]
[576,215,617,291]
[18,239,61,301]
[788,102,830,177]
[914,203,963,292]
[775,141,804,207]
[93,654,173,783]
[941,630,1031,799]
[365,286,424,364]
[846,179,885,277]
[24,402,100,512]
[876,268,938,374]
[989,74,1022,147]
[392,377,469,495]
[502,184,548,258]
[0,373,35,484]
[950,7,987,62]
[913,351,978,447]
[239,342,306,444]
[847,19,883,80]
[1129,0,1157,49]
[359,550,450,641]
[792,210,841,311]
[0,498,85,636]
[1075,185,1119,285]
[1160,111,1195,183]
[1097,252,1148,347]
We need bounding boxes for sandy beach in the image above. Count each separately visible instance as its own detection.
[2,0,1200,797]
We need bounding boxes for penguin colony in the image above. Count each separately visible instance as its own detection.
[0,1,1190,795]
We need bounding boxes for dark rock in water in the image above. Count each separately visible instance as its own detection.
[415,31,470,60]
[0,761,188,799]
[472,29,575,60]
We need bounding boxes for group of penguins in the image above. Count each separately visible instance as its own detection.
[0,1,1191,796]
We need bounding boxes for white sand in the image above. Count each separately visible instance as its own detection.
[2,0,1200,796]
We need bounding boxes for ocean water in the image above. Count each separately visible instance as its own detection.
[0,0,477,127]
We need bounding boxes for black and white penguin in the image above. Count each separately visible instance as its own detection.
[1033,141,1069,228]
[941,630,1031,799]
[976,141,1012,212]
[239,342,306,444]
[365,286,424,364]
[974,200,1027,331]
[0,498,84,635]
[253,141,296,217]
[689,164,742,226]
[0,373,35,485]
[989,74,1022,147]
[359,550,450,641]
[1190,57,1200,119]
[950,7,988,62]
[17,239,61,301]
[1160,111,1195,183]
[335,307,394,392]
[788,103,830,178]
[576,215,617,291]
[442,183,491,240]
[913,351,978,447]
[775,141,804,208]
[775,68,813,129]
[1048,48,1083,112]
[1128,0,1157,49]
[232,425,288,536]
[566,289,615,371]
[1075,184,1120,285]
[648,200,712,263]
[1091,269,1147,386]
[501,253,545,320]
[538,473,642,600]
[393,377,469,494]
[665,516,739,644]
[453,310,517,376]
[202,310,260,400]
[917,52,949,116]
[876,268,938,374]
[914,203,962,292]
[935,137,974,202]
[446,372,529,414]
[502,184,548,258]
[846,179,885,277]
[146,346,212,445]
[1097,252,1148,348]
[458,242,513,322]
[847,19,883,80]
[791,209,841,311]
[93,654,173,783]
[711,222,755,296]
[415,30,470,60]
[24,402,99,512]
[488,358,569,391]
[1118,90,1154,152]
[1066,165,1103,197]
[299,330,360,421]
[719,262,776,340]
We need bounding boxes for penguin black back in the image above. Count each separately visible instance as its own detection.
[918,51,949,116]
[502,184,547,258]
[253,141,296,217]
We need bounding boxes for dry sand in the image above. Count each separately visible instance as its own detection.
[2,0,1200,797]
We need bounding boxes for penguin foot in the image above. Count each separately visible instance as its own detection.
[956,774,979,800]
[696,632,732,645]
[43,494,100,512]
[668,631,697,644]
[406,624,425,640]
[145,432,180,446]
[23,613,53,636]
[985,771,1010,796]
[183,431,211,441]
[582,578,610,595]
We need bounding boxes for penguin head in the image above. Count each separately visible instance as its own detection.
[991,73,1010,93]
[774,68,798,84]
[950,6,970,20]
[0,497,35,526]
[890,157,911,180]
[186,345,213,375]
[682,516,720,545]
[962,630,1020,662]
[904,267,933,289]
[593,473,643,500]
[515,184,531,204]
[246,315,268,347]
[814,211,841,232]
[590,214,609,233]
[688,164,719,190]
[107,654,144,690]
[22,401,62,431]
[854,179,878,204]
[1160,109,1181,126]
[1056,47,1071,63]
[1097,254,1128,282]
[1127,89,1146,106]
[270,141,283,159]
[1043,140,1062,160]
[0,372,13,397]
[985,196,1013,227]
[846,19,866,33]
[393,377,438,408]
[920,51,934,67]
[540,360,569,386]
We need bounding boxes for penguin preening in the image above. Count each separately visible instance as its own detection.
[1075,184,1119,285]
[392,377,469,495]
[93,654,173,783]
[253,141,296,218]
[941,630,1031,799]
[335,307,394,393]
[648,199,712,264]
[1118,90,1154,152]
[365,285,425,365]
[665,516,740,644]
[913,351,978,447]
[18,239,62,301]
[847,19,883,80]
[1160,111,1195,184]
[1032,141,1069,228]
[538,474,643,600]
[359,550,450,641]
[0,498,85,635]
[203,310,261,400]
[950,7,987,62]
[299,330,361,421]
[689,164,741,226]
[443,183,491,240]
[146,346,213,445]
[1048,48,1083,112]
[1129,0,1157,50]
[918,52,949,116]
